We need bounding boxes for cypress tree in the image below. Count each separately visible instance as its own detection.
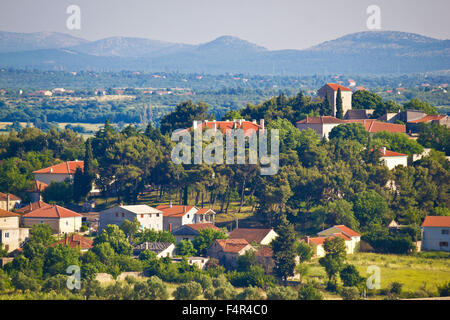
[336,88,344,119]
[82,138,95,200]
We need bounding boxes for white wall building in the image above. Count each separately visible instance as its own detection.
[99,205,163,233]
[421,216,450,252]
[379,148,408,170]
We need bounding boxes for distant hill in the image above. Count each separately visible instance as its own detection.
[0,30,448,74]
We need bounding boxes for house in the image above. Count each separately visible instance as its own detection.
[51,233,93,252]
[133,242,175,258]
[26,180,48,202]
[317,225,361,254]
[207,238,254,268]
[406,114,450,133]
[192,119,264,137]
[172,256,210,270]
[296,116,347,139]
[228,228,278,245]
[344,109,374,120]
[344,119,406,134]
[421,216,450,252]
[156,204,215,232]
[172,223,220,243]
[255,246,275,273]
[99,205,163,233]
[15,201,51,215]
[317,83,353,118]
[306,234,354,258]
[0,192,21,211]
[32,161,84,185]
[0,209,29,252]
[22,205,82,234]
[379,147,408,170]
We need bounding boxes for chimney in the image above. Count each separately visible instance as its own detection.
[259,119,265,130]
[213,122,217,132]
[235,217,239,230]
[239,119,243,126]
[169,201,172,208]
[193,120,198,130]
[252,119,257,124]
[381,147,386,155]
[7,194,10,211]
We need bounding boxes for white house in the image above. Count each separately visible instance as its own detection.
[99,205,163,233]
[305,225,361,258]
[0,192,21,211]
[156,204,215,232]
[421,216,450,252]
[379,147,408,170]
[0,209,29,252]
[22,205,82,234]
[133,242,175,258]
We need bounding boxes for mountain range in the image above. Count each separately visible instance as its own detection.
[0,30,448,75]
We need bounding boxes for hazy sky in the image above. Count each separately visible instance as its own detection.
[0,0,449,50]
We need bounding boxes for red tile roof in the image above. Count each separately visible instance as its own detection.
[156,205,195,217]
[52,234,93,250]
[308,233,351,245]
[15,201,51,214]
[228,228,274,244]
[23,205,82,219]
[344,119,406,133]
[29,180,49,192]
[333,225,361,237]
[296,116,347,124]
[380,149,408,157]
[32,161,84,174]
[184,223,220,232]
[325,83,352,92]
[196,208,215,215]
[199,120,261,134]
[421,216,450,228]
[215,239,250,253]
[256,246,273,257]
[0,208,19,218]
[408,115,446,124]
[0,192,21,201]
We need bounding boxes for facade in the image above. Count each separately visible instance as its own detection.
[172,257,210,270]
[207,238,254,268]
[296,116,347,139]
[317,225,361,254]
[22,205,83,234]
[0,192,21,211]
[305,225,361,258]
[133,242,175,258]
[421,216,450,252]
[317,83,353,117]
[32,161,84,185]
[407,114,450,133]
[172,223,220,243]
[228,228,278,245]
[255,246,275,273]
[0,209,29,252]
[344,109,374,120]
[156,204,215,232]
[99,205,163,233]
[379,148,408,170]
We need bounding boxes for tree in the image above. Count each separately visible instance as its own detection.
[295,263,309,283]
[93,225,132,256]
[319,237,346,289]
[173,281,202,300]
[192,228,227,256]
[298,283,323,300]
[160,100,212,135]
[353,190,390,229]
[133,276,169,300]
[42,180,73,205]
[417,123,450,155]
[120,218,141,241]
[340,286,360,300]
[43,244,80,276]
[266,286,298,300]
[340,264,364,287]
[176,240,197,256]
[271,221,297,284]
[403,99,437,115]
[236,286,264,300]
[351,90,384,111]
[329,123,369,145]
[82,138,96,199]
[236,250,257,272]
[296,241,313,262]
[335,88,343,119]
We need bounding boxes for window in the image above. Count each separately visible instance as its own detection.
[439,242,449,247]
[66,221,69,226]
[4,232,9,238]
[442,229,449,235]
[156,213,159,217]
[122,212,124,217]
[187,214,190,218]
[141,214,144,218]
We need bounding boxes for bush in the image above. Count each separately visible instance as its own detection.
[236,286,264,300]
[389,282,403,295]
[0,269,13,292]
[298,284,323,300]
[173,282,202,300]
[437,281,450,297]
[340,286,360,300]
[266,286,298,300]
[133,276,168,300]
[42,274,69,293]
[340,264,364,287]
[11,272,42,292]
[193,273,213,291]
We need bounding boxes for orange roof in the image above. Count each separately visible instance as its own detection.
[184,223,219,232]
[408,115,446,124]
[0,192,21,201]
[334,225,361,237]
[228,228,274,244]
[215,239,250,253]
[380,149,407,157]
[156,205,195,217]
[308,233,351,245]
[325,83,352,92]
[191,120,262,137]
[344,119,405,133]
[29,180,49,192]
[296,116,347,124]
[196,208,215,215]
[32,161,84,174]
[23,205,82,219]
[0,208,19,218]
[15,201,51,214]
[256,246,273,257]
[52,234,93,250]
[421,216,450,228]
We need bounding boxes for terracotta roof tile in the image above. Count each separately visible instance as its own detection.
[408,115,446,124]
[325,83,352,92]
[215,239,250,253]
[184,223,219,232]
[256,246,273,257]
[421,216,450,228]
[296,116,347,124]
[0,208,19,218]
[228,228,274,244]
[156,205,195,217]
[344,119,405,133]
[32,161,84,174]
[52,234,93,250]
[0,192,21,201]
[23,205,82,219]
[15,201,51,214]
[333,225,361,237]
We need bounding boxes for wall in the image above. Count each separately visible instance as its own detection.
[422,227,450,252]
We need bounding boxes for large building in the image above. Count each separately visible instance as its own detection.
[228,228,278,245]
[317,83,353,118]
[99,205,163,233]
[32,161,84,185]
[0,209,29,252]
[156,204,215,232]
[421,216,450,252]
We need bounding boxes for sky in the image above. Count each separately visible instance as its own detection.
[0,0,449,50]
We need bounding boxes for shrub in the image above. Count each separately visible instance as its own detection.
[11,272,42,292]
[438,281,450,297]
[42,274,69,293]
[173,282,202,300]
[133,276,168,300]
[389,282,403,295]
[340,286,360,300]
[340,264,364,287]
[193,273,213,291]
[236,286,264,300]
[266,286,298,300]
[298,284,323,300]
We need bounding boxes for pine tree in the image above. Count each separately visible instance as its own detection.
[272,221,297,284]
[322,94,332,116]
[82,138,95,200]
[336,88,344,119]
